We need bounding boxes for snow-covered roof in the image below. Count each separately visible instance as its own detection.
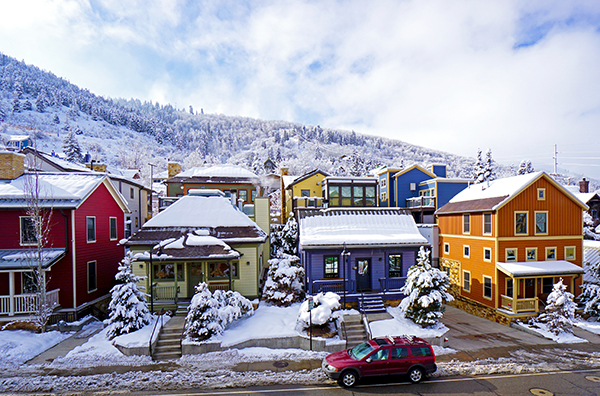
[300,211,428,248]
[282,175,299,188]
[132,231,240,260]
[496,260,584,277]
[176,164,258,179]
[563,185,598,204]
[437,172,588,213]
[22,147,92,173]
[0,173,115,209]
[0,248,66,271]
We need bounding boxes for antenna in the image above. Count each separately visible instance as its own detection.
[553,144,558,176]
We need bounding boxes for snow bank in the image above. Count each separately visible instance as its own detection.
[0,329,71,367]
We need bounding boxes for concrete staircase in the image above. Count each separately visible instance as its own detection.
[343,314,369,347]
[152,316,185,361]
[359,294,386,314]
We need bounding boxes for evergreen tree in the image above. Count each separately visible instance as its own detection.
[35,92,46,113]
[517,159,534,175]
[0,103,6,121]
[12,97,21,113]
[483,149,497,182]
[63,131,83,162]
[473,148,484,183]
[399,247,454,326]
[105,253,151,340]
[579,259,600,318]
[271,216,298,257]
[531,278,577,335]
[52,114,60,124]
[22,99,32,111]
[263,254,305,306]
[184,282,223,341]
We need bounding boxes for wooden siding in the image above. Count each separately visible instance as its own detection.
[498,238,582,264]
[438,212,496,238]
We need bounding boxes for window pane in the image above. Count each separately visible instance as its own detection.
[366,186,376,198]
[209,262,237,279]
[463,215,470,233]
[484,213,492,234]
[392,347,409,359]
[536,213,547,234]
[484,277,492,298]
[388,254,403,277]
[565,247,575,260]
[110,218,117,240]
[329,186,340,198]
[87,217,95,241]
[506,249,517,261]
[88,262,97,291]
[365,197,376,206]
[526,248,536,261]
[410,346,432,357]
[324,256,339,278]
[341,186,352,198]
[353,186,364,197]
[506,279,513,297]
[546,248,556,260]
[543,278,553,293]
[301,189,310,197]
[515,213,527,234]
[21,217,38,244]
[238,190,248,202]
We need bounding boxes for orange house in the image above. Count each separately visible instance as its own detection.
[436,172,588,322]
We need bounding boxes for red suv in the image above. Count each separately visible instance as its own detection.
[322,335,437,387]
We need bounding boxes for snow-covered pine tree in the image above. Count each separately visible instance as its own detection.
[473,148,484,184]
[517,160,535,175]
[271,216,299,257]
[213,289,254,326]
[12,97,21,113]
[184,282,223,341]
[105,253,151,340]
[531,278,577,335]
[579,259,600,318]
[399,246,454,326]
[483,149,496,183]
[263,254,305,306]
[63,130,83,162]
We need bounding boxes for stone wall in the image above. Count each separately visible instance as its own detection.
[449,295,512,326]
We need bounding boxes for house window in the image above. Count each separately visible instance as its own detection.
[463,271,471,292]
[483,213,492,235]
[380,192,387,202]
[365,186,376,206]
[565,246,576,260]
[537,188,546,200]
[380,178,387,188]
[526,247,537,261]
[515,212,528,235]
[209,262,238,279]
[328,186,340,206]
[506,278,513,298]
[388,254,403,278]
[238,189,248,203]
[463,245,470,258]
[154,263,184,279]
[125,216,132,238]
[546,247,557,260]
[444,243,450,254]
[353,186,364,206]
[22,272,38,293]
[341,186,352,206]
[463,214,470,234]
[251,190,257,202]
[301,189,310,197]
[410,183,416,191]
[86,217,96,242]
[109,217,118,240]
[535,212,548,235]
[483,276,492,299]
[505,248,517,262]
[324,256,339,278]
[88,261,97,292]
[130,188,134,199]
[483,248,492,262]
[543,277,554,293]
[20,216,39,246]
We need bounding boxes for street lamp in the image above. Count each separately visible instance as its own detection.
[341,243,351,308]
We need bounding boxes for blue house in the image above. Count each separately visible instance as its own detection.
[299,209,429,308]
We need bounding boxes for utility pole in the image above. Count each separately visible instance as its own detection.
[552,144,558,176]
[148,163,156,217]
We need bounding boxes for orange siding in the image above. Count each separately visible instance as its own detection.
[498,238,582,265]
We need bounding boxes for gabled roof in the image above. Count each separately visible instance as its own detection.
[22,147,91,173]
[286,169,330,189]
[299,209,428,248]
[563,185,600,205]
[392,164,437,180]
[132,231,239,260]
[436,172,589,214]
[126,190,267,247]
[0,172,130,212]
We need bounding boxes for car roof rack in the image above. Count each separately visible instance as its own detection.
[386,335,395,345]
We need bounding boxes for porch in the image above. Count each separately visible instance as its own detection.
[0,288,60,317]
[309,277,407,304]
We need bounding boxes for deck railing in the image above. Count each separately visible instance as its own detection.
[500,295,539,313]
[0,289,60,316]
[154,285,178,300]
[405,196,436,209]
[311,279,350,294]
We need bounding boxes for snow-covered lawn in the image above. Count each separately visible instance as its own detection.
[575,319,600,335]
[516,321,588,344]
[370,305,449,339]
[0,329,72,367]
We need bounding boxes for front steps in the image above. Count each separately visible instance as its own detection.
[152,316,185,361]
[359,294,386,314]
[343,314,369,347]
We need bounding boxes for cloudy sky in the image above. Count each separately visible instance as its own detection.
[1,0,600,178]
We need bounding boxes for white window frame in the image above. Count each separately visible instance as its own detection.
[515,211,528,235]
[545,246,557,261]
[526,247,537,261]
[534,211,548,235]
[483,275,493,300]
[537,188,546,201]
[109,217,118,241]
[463,270,471,292]
[505,248,517,262]
[483,247,492,262]
[87,260,97,293]
[463,214,471,234]
[463,245,470,258]
[86,216,96,243]
[483,213,492,235]
[565,246,576,261]
[19,215,40,246]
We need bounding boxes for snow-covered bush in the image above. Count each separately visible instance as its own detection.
[263,254,305,306]
[399,246,454,326]
[531,278,577,335]
[105,254,151,340]
[270,216,298,257]
[579,258,600,318]
[297,292,340,328]
[184,283,254,341]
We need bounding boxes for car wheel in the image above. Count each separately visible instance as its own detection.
[408,367,424,383]
[338,370,358,388]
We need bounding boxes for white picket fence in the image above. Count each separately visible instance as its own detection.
[0,289,60,316]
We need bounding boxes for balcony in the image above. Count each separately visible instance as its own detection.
[500,295,539,313]
[405,196,436,209]
[0,289,60,316]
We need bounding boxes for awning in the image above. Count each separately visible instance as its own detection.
[0,248,66,272]
[496,260,584,278]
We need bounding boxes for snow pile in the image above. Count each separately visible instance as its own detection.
[184,282,253,342]
[530,278,577,336]
[399,247,454,326]
[113,314,171,348]
[105,253,151,340]
[370,305,449,339]
[0,329,71,367]
[297,292,340,327]
[263,254,305,306]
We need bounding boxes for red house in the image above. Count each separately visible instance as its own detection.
[0,151,130,322]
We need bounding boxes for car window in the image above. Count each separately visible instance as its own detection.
[410,346,432,357]
[350,342,375,361]
[369,348,389,361]
[391,347,409,359]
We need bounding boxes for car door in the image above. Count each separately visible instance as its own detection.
[361,347,390,377]
[388,346,411,375]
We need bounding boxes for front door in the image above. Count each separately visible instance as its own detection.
[356,258,371,292]
[188,263,204,298]
[524,278,535,299]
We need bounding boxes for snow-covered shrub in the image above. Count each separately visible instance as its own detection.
[105,253,151,340]
[579,258,600,318]
[263,254,305,306]
[184,283,254,341]
[531,278,577,335]
[297,292,340,328]
[270,216,298,257]
[399,246,454,326]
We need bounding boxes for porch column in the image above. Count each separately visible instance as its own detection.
[174,263,179,303]
[511,276,516,314]
[9,271,15,316]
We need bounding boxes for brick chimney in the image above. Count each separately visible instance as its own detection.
[579,178,589,193]
[168,162,181,179]
[0,151,25,180]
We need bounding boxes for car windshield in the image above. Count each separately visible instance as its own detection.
[349,342,375,361]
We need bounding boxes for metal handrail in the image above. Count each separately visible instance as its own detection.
[149,308,165,357]
[359,292,373,340]
[341,320,348,350]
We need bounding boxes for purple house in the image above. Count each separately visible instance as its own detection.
[299,208,429,311]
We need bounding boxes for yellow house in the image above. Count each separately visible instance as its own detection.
[281,169,330,222]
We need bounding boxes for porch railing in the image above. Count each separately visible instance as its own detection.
[208,282,231,292]
[378,277,407,291]
[311,279,353,294]
[405,196,436,209]
[500,295,539,313]
[0,289,60,316]
[154,285,178,300]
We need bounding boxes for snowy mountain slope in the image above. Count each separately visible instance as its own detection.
[0,52,514,184]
